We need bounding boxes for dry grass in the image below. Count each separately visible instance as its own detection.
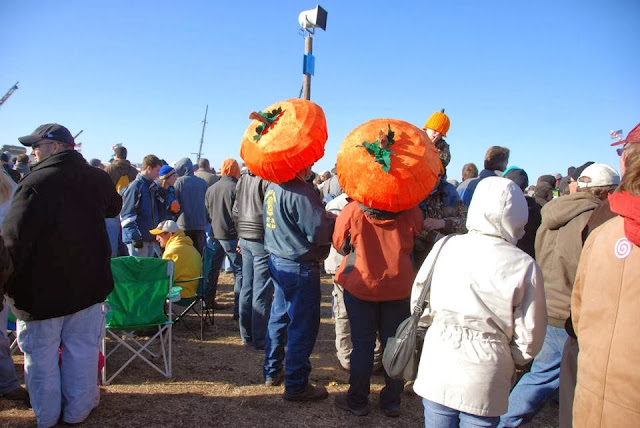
[1,272,559,427]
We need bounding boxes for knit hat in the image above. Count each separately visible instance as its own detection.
[159,165,176,180]
[424,109,450,137]
[578,163,620,188]
[504,167,529,192]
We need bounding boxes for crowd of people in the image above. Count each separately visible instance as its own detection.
[0,110,638,427]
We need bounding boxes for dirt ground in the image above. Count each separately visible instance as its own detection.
[1,273,559,427]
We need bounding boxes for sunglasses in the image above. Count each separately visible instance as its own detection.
[616,143,631,156]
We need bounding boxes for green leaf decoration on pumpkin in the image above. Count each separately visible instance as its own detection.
[253,107,283,141]
[356,125,396,173]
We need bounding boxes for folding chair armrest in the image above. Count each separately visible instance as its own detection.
[168,286,183,302]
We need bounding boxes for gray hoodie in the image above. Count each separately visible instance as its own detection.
[174,157,208,230]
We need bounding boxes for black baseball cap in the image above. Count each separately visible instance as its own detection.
[18,123,75,147]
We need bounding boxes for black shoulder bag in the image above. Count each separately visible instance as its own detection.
[382,234,455,381]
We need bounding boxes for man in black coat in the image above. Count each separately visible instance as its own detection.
[1,123,122,427]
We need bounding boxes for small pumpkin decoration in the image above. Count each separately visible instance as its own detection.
[337,118,441,213]
[240,98,328,183]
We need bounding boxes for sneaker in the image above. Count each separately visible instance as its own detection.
[334,393,370,416]
[282,383,328,402]
[265,373,284,387]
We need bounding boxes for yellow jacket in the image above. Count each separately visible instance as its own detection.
[162,230,202,298]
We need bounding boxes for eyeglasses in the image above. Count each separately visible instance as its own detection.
[32,140,55,150]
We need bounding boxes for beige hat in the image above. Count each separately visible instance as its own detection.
[578,163,620,188]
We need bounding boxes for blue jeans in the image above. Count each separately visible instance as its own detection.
[0,301,19,395]
[127,241,161,258]
[498,325,567,427]
[205,239,225,305]
[17,303,104,428]
[424,399,499,428]
[263,255,321,394]
[238,238,273,349]
[343,290,409,409]
[216,239,242,318]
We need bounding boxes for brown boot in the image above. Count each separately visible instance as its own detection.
[282,383,328,402]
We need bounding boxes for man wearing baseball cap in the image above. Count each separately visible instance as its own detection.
[500,162,619,427]
[2,123,122,427]
[150,220,201,298]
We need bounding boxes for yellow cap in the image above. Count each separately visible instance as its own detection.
[424,109,450,137]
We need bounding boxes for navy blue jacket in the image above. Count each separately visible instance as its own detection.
[120,174,172,243]
[174,158,208,231]
[263,178,335,262]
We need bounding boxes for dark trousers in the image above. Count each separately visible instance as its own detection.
[344,289,409,409]
[185,230,205,255]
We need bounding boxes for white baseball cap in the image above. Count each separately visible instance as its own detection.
[149,220,180,235]
[578,163,620,188]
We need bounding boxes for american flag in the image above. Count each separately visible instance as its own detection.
[610,129,623,140]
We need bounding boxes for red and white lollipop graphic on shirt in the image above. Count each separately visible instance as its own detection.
[614,238,632,259]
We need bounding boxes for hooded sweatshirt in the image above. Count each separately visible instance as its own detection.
[535,191,601,326]
[161,230,202,298]
[411,177,547,417]
[333,201,423,301]
[174,157,208,231]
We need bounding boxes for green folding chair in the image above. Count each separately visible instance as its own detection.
[6,309,20,354]
[173,246,215,340]
[101,256,177,385]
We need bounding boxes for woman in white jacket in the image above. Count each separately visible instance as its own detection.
[411,177,547,427]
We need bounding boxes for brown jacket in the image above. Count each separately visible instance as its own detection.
[535,192,600,327]
[572,216,640,427]
[104,159,138,189]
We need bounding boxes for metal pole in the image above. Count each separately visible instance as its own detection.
[302,35,313,100]
[197,105,208,162]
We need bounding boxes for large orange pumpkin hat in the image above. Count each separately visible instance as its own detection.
[240,98,328,184]
[337,118,441,213]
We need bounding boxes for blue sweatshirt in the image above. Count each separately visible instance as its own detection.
[263,178,335,262]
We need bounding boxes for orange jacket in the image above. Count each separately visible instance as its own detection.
[333,202,423,302]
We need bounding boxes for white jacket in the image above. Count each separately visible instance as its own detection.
[411,177,547,417]
[323,193,349,274]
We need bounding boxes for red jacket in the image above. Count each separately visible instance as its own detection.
[333,202,423,301]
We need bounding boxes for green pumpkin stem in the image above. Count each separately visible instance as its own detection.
[356,124,396,173]
[251,107,284,141]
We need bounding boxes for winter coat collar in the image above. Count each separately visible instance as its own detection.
[609,192,640,246]
[31,149,85,171]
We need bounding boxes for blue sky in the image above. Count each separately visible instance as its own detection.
[1,0,638,184]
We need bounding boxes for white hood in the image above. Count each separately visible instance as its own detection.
[466,177,528,245]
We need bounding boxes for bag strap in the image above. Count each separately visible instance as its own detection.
[411,233,456,318]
